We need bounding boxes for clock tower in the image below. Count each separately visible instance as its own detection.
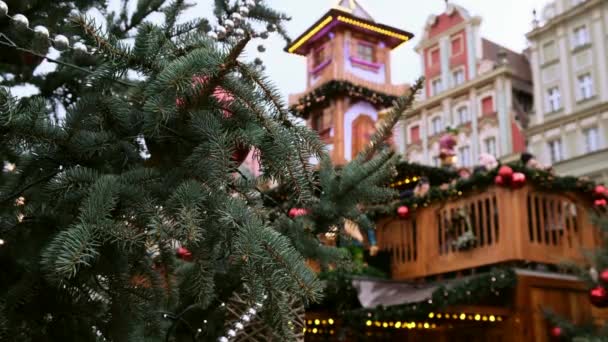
[287,0,414,164]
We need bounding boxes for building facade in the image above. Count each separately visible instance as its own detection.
[400,4,533,168]
[526,0,608,184]
[287,0,413,165]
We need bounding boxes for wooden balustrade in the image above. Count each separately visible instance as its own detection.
[377,185,598,280]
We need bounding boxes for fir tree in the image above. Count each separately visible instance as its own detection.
[0,1,422,340]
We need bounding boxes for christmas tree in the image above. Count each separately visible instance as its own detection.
[0,1,421,340]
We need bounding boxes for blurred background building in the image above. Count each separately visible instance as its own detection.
[526,0,608,184]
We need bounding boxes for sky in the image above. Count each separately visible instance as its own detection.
[187,0,551,99]
[12,0,551,99]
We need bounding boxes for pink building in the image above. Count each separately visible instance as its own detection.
[401,3,533,168]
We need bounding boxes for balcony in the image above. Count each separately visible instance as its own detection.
[377,185,597,280]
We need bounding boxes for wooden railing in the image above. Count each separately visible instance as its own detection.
[377,185,598,280]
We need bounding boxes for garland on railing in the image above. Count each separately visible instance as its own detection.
[368,162,602,220]
[322,268,516,331]
[289,80,399,118]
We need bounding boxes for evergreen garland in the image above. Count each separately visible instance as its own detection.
[289,80,399,118]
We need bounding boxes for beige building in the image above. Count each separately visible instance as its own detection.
[526,0,608,183]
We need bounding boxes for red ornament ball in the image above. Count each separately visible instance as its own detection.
[589,286,608,308]
[176,247,193,262]
[511,172,526,189]
[494,175,505,186]
[397,205,410,219]
[595,198,607,208]
[498,165,514,180]
[594,185,607,198]
[600,269,608,284]
[289,208,309,218]
[550,326,562,338]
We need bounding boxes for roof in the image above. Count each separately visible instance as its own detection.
[481,39,531,82]
[285,6,413,56]
[332,0,374,21]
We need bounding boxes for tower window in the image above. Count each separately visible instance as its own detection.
[357,43,375,62]
[313,45,328,67]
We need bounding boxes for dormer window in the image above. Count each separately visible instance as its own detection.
[357,43,375,62]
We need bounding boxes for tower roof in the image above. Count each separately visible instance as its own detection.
[332,0,374,21]
[285,2,413,56]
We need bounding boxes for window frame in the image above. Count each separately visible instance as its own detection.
[546,87,562,113]
[572,25,590,49]
[356,42,375,63]
[431,77,443,96]
[458,145,472,167]
[583,126,600,153]
[484,137,497,156]
[430,116,443,136]
[455,106,470,125]
[451,68,465,87]
[450,35,463,57]
[577,73,594,101]
[548,139,564,163]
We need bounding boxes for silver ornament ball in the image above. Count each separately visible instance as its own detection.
[224,19,235,29]
[234,28,245,36]
[259,32,269,40]
[34,25,50,39]
[245,0,256,7]
[53,35,70,51]
[266,24,276,32]
[12,14,29,29]
[0,1,8,18]
[231,12,242,22]
[257,45,265,53]
[207,31,218,40]
[73,42,88,54]
[239,6,249,16]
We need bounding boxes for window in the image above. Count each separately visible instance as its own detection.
[313,46,327,67]
[429,48,440,66]
[481,96,494,115]
[542,41,557,63]
[548,139,564,163]
[451,36,463,56]
[577,74,594,100]
[584,127,600,153]
[452,69,465,87]
[546,87,561,112]
[431,78,443,96]
[431,117,443,135]
[458,146,472,167]
[484,137,497,156]
[455,106,470,125]
[572,26,590,48]
[410,125,420,143]
[357,43,374,62]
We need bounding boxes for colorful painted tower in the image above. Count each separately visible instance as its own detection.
[287,0,414,165]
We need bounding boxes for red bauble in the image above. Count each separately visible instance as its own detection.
[494,175,505,186]
[498,165,514,180]
[176,76,234,117]
[599,269,608,284]
[594,185,607,198]
[589,286,608,308]
[511,172,526,189]
[595,198,607,208]
[176,247,193,262]
[397,205,410,219]
[550,326,562,338]
[289,208,309,218]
